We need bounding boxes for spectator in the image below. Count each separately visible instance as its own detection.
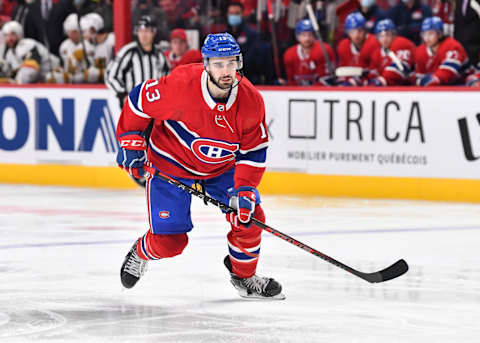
[454,0,480,64]
[283,19,336,86]
[0,20,59,83]
[336,12,380,85]
[357,0,388,32]
[159,0,201,31]
[164,28,202,70]
[94,0,113,33]
[226,1,275,84]
[131,0,169,41]
[415,16,469,86]
[388,0,433,45]
[1,0,16,21]
[79,12,114,83]
[368,18,416,86]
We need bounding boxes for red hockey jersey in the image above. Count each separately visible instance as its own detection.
[283,41,336,86]
[415,36,469,85]
[369,36,416,85]
[165,49,202,70]
[337,33,380,69]
[116,63,269,188]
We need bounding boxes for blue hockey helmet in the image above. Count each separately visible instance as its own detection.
[421,17,443,34]
[375,19,396,34]
[344,12,366,31]
[295,19,314,34]
[201,32,243,69]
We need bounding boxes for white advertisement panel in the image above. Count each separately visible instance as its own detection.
[261,89,480,179]
[0,86,479,180]
[0,86,121,166]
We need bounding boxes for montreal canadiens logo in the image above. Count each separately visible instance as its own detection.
[191,138,239,164]
[159,211,170,219]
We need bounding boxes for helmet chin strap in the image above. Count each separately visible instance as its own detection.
[205,68,244,94]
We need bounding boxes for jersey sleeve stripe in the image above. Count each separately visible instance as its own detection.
[127,83,151,119]
[439,64,459,75]
[235,160,266,168]
[239,142,269,154]
[236,147,267,163]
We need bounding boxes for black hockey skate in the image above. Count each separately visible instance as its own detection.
[120,241,148,289]
[224,256,285,300]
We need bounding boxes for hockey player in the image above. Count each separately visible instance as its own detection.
[55,13,94,84]
[415,17,470,86]
[0,20,59,83]
[466,54,480,87]
[368,19,416,86]
[78,12,115,83]
[336,12,380,85]
[283,19,336,86]
[116,33,284,300]
[164,28,202,71]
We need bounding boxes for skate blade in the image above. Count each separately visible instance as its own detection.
[237,290,286,301]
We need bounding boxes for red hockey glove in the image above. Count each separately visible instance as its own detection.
[117,131,147,179]
[225,186,260,228]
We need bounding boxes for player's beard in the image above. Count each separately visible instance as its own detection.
[214,75,234,90]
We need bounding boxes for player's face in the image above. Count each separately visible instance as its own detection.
[347,28,366,47]
[67,30,80,44]
[422,30,440,48]
[207,56,238,89]
[171,38,188,57]
[137,27,155,47]
[5,32,19,48]
[297,31,315,48]
[377,31,394,49]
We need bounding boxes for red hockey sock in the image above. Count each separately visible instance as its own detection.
[136,231,188,261]
[227,205,265,278]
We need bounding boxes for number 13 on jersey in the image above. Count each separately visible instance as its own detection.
[145,80,161,103]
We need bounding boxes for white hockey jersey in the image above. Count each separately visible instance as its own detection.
[0,38,59,82]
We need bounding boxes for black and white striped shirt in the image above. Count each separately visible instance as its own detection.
[106,41,170,96]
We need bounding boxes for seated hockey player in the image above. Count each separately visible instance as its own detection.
[466,54,480,87]
[116,32,284,300]
[58,13,94,83]
[0,20,59,83]
[78,12,114,83]
[368,19,416,86]
[415,17,470,86]
[336,12,380,85]
[283,19,336,86]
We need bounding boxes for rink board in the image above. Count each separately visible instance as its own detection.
[0,85,479,202]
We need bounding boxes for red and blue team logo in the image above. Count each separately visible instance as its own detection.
[159,211,170,219]
[191,138,239,164]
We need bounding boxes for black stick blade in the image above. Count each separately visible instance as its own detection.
[361,259,409,283]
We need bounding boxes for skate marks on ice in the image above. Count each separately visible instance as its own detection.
[0,294,330,342]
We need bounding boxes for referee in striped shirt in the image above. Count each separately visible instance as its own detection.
[106,15,170,108]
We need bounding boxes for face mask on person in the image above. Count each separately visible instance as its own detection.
[74,0,86,7]
[228,15,242,27]
[360,0,375,8]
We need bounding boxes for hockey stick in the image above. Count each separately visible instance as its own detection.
[305,0,335,77]
[148,168,409,283]
[267,0,282,80]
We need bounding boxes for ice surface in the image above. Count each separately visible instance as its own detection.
[1,184,480,342]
